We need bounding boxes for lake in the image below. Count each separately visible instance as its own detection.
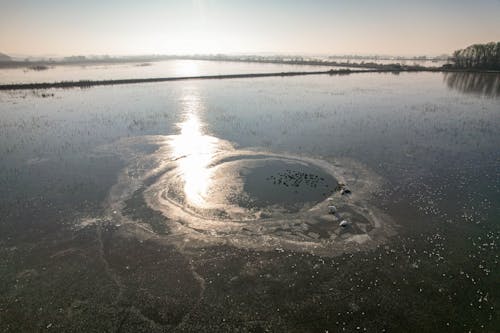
[0,58,446,84]
[0,59,352,84]
[0,65,498,332]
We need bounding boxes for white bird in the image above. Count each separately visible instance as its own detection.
[340,220,349,227]
[328,205,337,214]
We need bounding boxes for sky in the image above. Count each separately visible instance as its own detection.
[1,0,500,57]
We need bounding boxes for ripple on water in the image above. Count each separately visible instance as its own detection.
[98,135,397,256]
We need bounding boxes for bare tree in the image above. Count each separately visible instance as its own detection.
[450,42,500,70]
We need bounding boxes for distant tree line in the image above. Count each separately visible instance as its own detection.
[450,42,500,70]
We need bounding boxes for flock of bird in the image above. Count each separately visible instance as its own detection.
[329,183,351,228]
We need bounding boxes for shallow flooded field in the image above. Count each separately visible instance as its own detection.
[0,58,446,85]
[0,71,499,332]
[0,59,351,84]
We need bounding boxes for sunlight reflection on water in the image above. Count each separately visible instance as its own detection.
[173,60,201,77]
[170,91,218,207]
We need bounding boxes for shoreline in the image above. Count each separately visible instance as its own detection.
[0,68,498,91]
[0,56,446,70]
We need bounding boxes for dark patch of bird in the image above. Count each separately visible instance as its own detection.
[266,169,328,189]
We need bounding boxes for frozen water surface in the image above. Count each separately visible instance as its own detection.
[0,70,499,331]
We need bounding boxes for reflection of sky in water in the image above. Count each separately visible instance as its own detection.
[0,67,498,332]
[170,91,218,207]
[1,72,498,216]
[0,59,350,84]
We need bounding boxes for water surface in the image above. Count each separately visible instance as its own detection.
[0,70,498,332]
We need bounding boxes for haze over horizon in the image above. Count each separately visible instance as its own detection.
[1,0,500,57]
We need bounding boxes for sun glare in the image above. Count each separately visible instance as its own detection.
[170,91,217,207]
[174,60,201,77]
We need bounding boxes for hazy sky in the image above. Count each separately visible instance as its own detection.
[1,0,500,56]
